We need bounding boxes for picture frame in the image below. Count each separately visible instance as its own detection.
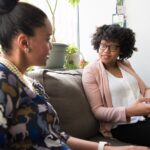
[112,14,125,27]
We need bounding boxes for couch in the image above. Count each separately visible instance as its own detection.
[27,68,129,146]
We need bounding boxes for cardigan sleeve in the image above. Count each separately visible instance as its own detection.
[82,63,127,123]
[119,60,150,97]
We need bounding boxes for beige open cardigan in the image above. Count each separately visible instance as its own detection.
[82,59,149,137]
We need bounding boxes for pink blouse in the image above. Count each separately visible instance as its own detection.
[82,59,149,137]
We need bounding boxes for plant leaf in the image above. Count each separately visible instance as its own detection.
[67,0,80,6]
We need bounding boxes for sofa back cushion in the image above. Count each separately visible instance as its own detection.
[28,69,99,139]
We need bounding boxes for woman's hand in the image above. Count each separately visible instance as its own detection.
[126,98,150,117]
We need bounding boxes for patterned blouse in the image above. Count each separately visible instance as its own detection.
[0,63,70,150]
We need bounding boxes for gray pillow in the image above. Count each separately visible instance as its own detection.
[28,69,99,139]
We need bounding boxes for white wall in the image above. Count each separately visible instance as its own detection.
[125,0,150,85]
[79,0,116,62]
[79,0,150,85]
[21,0,78,45]
[20,0,150,85]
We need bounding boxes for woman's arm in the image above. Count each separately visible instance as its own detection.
[82,65,127,123]
[67,136,98,150]
[126,97,150,117]
[144,88,150,98]
[67,136,150,150]
[0,81,9,148]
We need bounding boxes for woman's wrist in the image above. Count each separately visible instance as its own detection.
[103,145,111,150]
[125,107,131,122]
[98,141,108,150]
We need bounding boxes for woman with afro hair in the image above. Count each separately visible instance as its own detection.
[82,24,150,147]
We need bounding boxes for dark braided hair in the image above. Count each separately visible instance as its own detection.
[0,0,47,52]
[0,0,18,14]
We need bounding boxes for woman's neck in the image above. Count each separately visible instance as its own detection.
[0,55,36,92]
[1,52,27,74]
[104,61,118,70]
[104,61,122,78]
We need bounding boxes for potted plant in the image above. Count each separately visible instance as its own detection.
[45,0,80,69]
[64,44,80,69]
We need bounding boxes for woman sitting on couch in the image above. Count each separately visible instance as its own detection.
[82,24,150,147]
[0,0,149,150]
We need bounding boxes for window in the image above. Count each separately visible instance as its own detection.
[21,0,78,45]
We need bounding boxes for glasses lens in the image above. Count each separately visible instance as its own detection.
[100,44,107,49]
[110,45,118,51]
[100,43,119,52]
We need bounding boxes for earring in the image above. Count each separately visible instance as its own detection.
[24,42,32,53]
[24,47,31,53]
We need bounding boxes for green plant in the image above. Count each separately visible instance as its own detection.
[66,44,78,54]
[46,0,80,42]
[64,44,79,69]
[68,0,80,6]
[117,0,124,6]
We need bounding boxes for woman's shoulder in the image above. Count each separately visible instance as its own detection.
[82,59,101,79]
[0,64,12,80]
[118,60,133,69]
[84,59,99,71]
[0,63,8,72]
[118,60,136,74]
[119,59,130,65]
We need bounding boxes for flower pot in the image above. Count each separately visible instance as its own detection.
[46,43,68,69]
[64,51,80,69]
[68,52,80,67]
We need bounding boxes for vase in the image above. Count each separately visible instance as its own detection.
[68,52,80,67]
[46,43,68,69]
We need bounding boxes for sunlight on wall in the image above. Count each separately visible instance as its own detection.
[20,0,116,62]
[125,0,150,85]
[20,0,78,45]
[79,0,116,62]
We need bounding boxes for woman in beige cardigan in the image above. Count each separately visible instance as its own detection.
[82,24,150,146]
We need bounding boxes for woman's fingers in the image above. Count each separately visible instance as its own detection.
[138,98,150,103]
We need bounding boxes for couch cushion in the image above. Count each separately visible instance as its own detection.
[28,69,99,139]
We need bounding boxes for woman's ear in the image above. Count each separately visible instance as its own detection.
[16,33,28,50]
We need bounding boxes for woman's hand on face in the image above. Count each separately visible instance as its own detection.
[126,97,150,117]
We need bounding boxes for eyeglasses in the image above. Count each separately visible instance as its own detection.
[99,43,120,52]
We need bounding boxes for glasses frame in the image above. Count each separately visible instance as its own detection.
[99,43,120,52]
